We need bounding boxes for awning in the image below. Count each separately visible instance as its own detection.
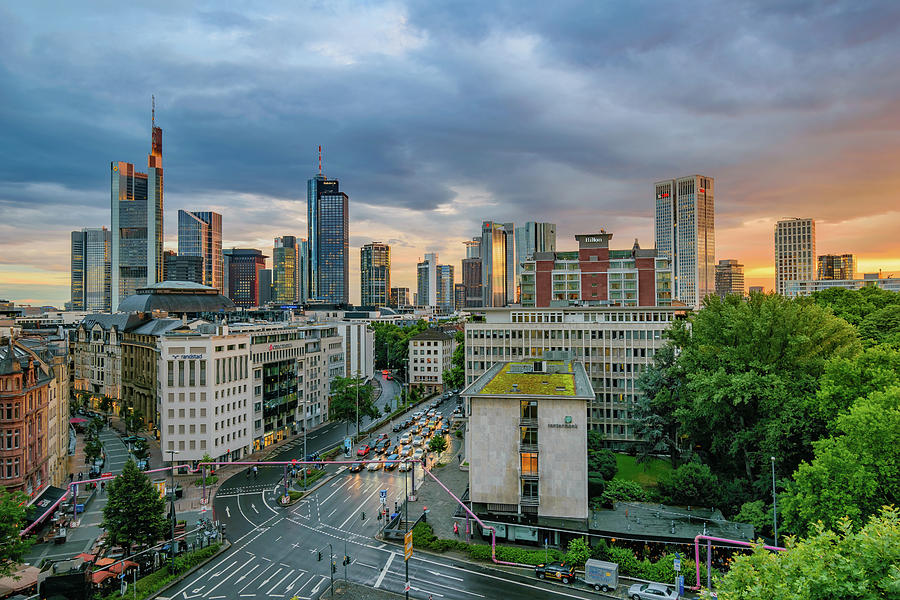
[91,571,115,585]
[25,486,67,526]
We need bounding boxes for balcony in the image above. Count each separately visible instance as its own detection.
[520,471,539,481]
[519,496,540,506]
[519,418,537,428]
[518,442,538,454]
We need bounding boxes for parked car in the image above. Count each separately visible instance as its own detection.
[398,460,412,472]
[366,460,382,471]
[349,462,364,473]
[384,454,400,470]
[627,583,679,600]
[356,445,371,457]
[534,561,575,584]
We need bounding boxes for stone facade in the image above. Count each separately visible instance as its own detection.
[408,329,456,395]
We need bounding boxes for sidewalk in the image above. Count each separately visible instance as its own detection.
[405,429,471,542]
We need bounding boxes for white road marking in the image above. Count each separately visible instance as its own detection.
[284,570,307,593]
[267,569,293,594]
[235,564,261,586]
[374,552,394,588]
[225,506,231,518]
[428,569,464,581]
[201,555,256,597]
[250,502,259,514]
[260,567,281,587]
[411,586,444,597]
[338,485,383,529]
[320,477,351,504]
[311,578,322,595]
[260,491,278,514]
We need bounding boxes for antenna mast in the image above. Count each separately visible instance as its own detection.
[318,145,323,175]
[152,95,156,129]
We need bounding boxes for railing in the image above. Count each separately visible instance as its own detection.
[518,442,538,453]
[519,496,540,506]
[518,418,537,427]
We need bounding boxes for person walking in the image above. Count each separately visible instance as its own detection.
[453,522,459,537]
[252,465,258,479]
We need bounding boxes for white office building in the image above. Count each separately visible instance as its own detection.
[775,218,816,296]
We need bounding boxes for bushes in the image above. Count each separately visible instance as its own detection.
[193,475,218,487]
[564,537,591,566]
[99,543,222,600]
[598,544,711,582]
[658,462,719,506]
[411,522,563,565]
[600,478,648,507]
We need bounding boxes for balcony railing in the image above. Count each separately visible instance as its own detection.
[519,496,540,506]
[519,418,537,428]
[520,471,539,480]
[518,442,538,454]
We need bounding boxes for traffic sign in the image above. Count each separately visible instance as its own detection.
[404,531,413,561]
[673,557,681,572]
[380,489,387,499]
[404,581,410,592]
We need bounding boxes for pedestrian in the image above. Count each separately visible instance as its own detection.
[453,522,459,537]
[253,465,258,479]
[457,454,461,464]
[246,467,251,478]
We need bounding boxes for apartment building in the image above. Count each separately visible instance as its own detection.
[408,329,457,395]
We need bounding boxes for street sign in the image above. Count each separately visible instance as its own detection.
[673,557,681,572]
[677,575,684,595]
[404,531,413,561]
[380,489,387,498]
[404,581,410,592]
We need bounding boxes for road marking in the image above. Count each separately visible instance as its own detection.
[260,491,278,514]
[209,597,225,599]
[311,578,322,595]
[374,553,394,588]
[267,569,293,594]
[327,508,337,519]
[201,555,256,597]
[338,485,383,529]
[428,569,464,582]
[235,564,261,586]
[320,477,351,504]
[411,586,444,597]
[237,565,268,592]
[225,506,231,518]
[250,502,259,514]
[284,571,307,593]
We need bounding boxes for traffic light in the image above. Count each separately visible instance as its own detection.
[343,555,350,566]
[361,511,365,520]
[423,506,428,523]
[331,561,337,574]
[317,551,322,561]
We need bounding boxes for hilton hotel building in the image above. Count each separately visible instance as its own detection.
[466,306,687,447]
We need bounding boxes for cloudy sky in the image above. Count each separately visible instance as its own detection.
[2,1,899,307]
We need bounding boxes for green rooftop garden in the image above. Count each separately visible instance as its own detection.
[479,361,576,396]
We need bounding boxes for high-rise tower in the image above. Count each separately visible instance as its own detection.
[361,242,391,307]
[654,175,715,308]
[71,227,111,311]
[273,236,300,304]
[178,210,223,292]
[775,218,816,296]
[480,221,515,307]
[111,103,164,309]
[307,147,349,304]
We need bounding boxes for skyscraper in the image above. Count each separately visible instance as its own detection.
[71,227,111,312]
[224,249,267,307]
[817,253,855,280]
[259,269,273,305]
[273,236,300,304]
[177,210,223,292]
[111,113,163,309]
[360,242,391,307]
[654,175,715,308]
[715,259,745,298]
[298,239,309,303]
[308,158,349,304]
[437,264,455,313]
[775,218,816,295]
[417,253,438,307]
[163,251,203,284]
[390,287,410,308]
[462,238,482,308]
[480,221,515,307]
[514,222,556,299]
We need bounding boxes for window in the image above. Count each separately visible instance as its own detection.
[521,479,538,499]
[520,400,538,421]
[520,452,538,476]
[520,427,538,446]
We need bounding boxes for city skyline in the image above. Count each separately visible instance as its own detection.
[2,3,900,306]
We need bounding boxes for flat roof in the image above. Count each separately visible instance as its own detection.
[463,359,594,399]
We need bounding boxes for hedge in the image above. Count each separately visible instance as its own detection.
[411,523,563,566]
[98,543,222,600]
[596,543,712,582]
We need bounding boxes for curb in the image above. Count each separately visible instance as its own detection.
[148,539,232,600]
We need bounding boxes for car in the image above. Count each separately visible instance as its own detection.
[305,452,320,462]
[452,408,463,418]
[366,460,382,471]
[386,375,393,380]
[349,462,364,472]
[402,418,413,428]
[534,561,576,584]
[399,446,413,457]
[384,454,400,470]
[427,409,436,417]
[377,432,389,441]
[376,440,391,454]
[412,411,424,419]
[356,445,371,457]
[412,448,425,461]
[392,423,403,432]
[136,459,149,471]
[398,460,412,472]
[627,583,679,600]
[439,425,450,436]
[399,433,411,444]
[122,435,145,444]
[412,436,424,447]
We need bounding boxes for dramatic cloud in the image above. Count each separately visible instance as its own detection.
[1,1,899,306]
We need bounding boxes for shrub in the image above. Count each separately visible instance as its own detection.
[193,475,218,487]
[564,537,591,566]
[658,462,718,506]
[600,478,648,507]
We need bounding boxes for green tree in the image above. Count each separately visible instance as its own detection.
[428,435,448,455]
[633,344,685,465]
[813,285,900,327]
[564,537,591,567]
[588,475,607,498]
[124,410,145,436]
[599,478,648,507]
[442,331,465,389]
[0,490,33,577]
[781,387,900,535]
[733,500,773,539]
[329,376,377,430]
[101,460,167,555]
[858,305,900,348]
[84,438,103,465]
[99,396,114,414]
[816,345,900,432]
[588,449,618,482]
[716,507,900,600]
[131,438,150,460]
[657,462,718,507]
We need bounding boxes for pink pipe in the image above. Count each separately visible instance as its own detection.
[692,534,785,591]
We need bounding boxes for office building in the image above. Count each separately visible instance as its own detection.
[480,222,516,307]
[465,305,685,446]
[258,269,273,305]
[273,236,300,304]
[520,232,672,307]
[784,274,900,297]
[308,169,349,304]
[461,238,483,308]
[817,254,856,281]
[70,227,111,312]
[437,264,455,313]
[463,357,591,525]
[164,251,204,284]
[298,239,309,303]
[335,322,376,381]
[748,286,764,294]
[417,253,438,307]
[654,175,715,308]
[775,218,816,296]
[715,259,745,298]
[454,283,466,312]
[224,249,267,308]
[390,287,410,308]
[408,329,457,395]
[360,242,391,307]
[515,222,556,300]
[177,211,223,292]
[111,120,164,309]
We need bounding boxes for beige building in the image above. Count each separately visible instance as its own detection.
[775,217,816,295]
[462,357,593,527]
[465,306,685,447]
[72,314,147,407]
[408,329,457,395]
[715,259,745,298]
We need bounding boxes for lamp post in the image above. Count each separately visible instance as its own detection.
[167,449,179,572]
[771,456,778,546]
[355,369,360,439]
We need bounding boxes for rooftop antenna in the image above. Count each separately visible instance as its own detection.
[318,145,323,175]
[152,95,156,129]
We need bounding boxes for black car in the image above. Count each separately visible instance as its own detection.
[403,419,413,428]
[349,462,364,472]
[535,561,576,584]
[392,423,403,432]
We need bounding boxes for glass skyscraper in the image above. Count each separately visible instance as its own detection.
[361,242,391,307]
[111,124,163,309]
[654,175,715,308]
[273,236,299,304]
[308,173,349,304]
[480,221,516,307]
[177,210,223,292]
[71,227,111,312]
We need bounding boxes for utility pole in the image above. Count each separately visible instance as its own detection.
[167,449,179,573]
[405,461,409,600]
[355,369,360,439]
[771,456,778,546]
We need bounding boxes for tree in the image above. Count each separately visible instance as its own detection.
[0,490,33,577]
[101,460,167,555]
[588,475,607,498]
[124,410,145,436]
[599,478,648,507]
[442,331,466,389]
[657,462,718,507]
[329,376,377,429]
[857,305,900,348]
[813,286,900,327]
[781,387,900,535]
[84,438,103,466]
[733,500,774,539]
[99,396,114,414]
[564,537,592,567]
[633,344,685,465]
[428,435,447,455]
[716,507,900,600]
[131,439,149,460]
[588,449,618,482]
[816,345,900,432]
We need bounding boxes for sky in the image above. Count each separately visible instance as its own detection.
[1,1,900,307]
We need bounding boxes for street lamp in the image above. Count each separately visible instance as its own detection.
[355,369,360,439]
[770,456,778,546]
[168,449,179,572]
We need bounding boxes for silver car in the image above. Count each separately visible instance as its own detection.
[628,583,679,600]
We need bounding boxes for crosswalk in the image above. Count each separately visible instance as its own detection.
[217,484,273,496]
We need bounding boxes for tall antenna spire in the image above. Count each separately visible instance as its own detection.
[152,95,156,129]
[318,145,323,175]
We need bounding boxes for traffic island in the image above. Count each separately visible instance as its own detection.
[331,579,403,599]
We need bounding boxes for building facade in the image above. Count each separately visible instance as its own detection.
[654,175,715,308]
[775,218,816,296]
[177,211,223,293]
[437,264,455,314]
[361,242,391,307]
[462,238,483,308]
[308,173,349,304]
[715,259,745,298]
[463,358,591,525]
[454,283,466,313]
[515,222,556,300]
[390,287,410,308]
[408,329,457,395]
[519,232,672,308]
[817,253,855,281]
[259,269,273,305]
[480,222,516,307]
[224,249,267,308]
[748,286,764,294]
[164,252,204,284]
[111,124,163,309]
[72,314,146,404]
[70,227,111,312]
[416,253,438,307]
[465,306,685,446]
[783,275,900,297]
[335,322,375,381]
[273,236,300,304]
